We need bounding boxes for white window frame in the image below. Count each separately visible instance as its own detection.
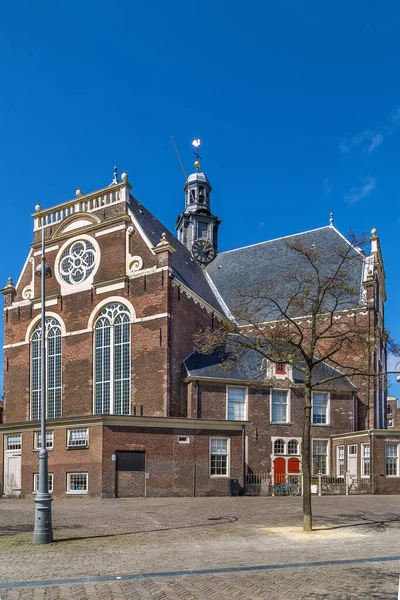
[67,472,89,494]
[312,392,330,425]
[93,303,132,416]
[265,360,293,381]
[209,437,230,477]
[361,443,370,478]
[336,445,345,477]
[67,429,89,448]
[34,431,54,451]
[385,443,399,477]
[33,473,53,494]
[388,418,394,428]
[30,317,63,421]
[312,439,330,475]
[6,434,22,451]
[226,386,248,421]
[178,436,190,444]
[270,388,290,424]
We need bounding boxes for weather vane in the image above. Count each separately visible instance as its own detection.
[192,139,202,162]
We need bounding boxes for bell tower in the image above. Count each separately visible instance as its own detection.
[175,140,220,259]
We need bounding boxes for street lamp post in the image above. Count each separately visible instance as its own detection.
[33,224,53,545]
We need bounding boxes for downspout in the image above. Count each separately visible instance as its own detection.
[242,424,246,495]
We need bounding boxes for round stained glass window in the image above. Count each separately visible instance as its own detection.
[59,239,96,285]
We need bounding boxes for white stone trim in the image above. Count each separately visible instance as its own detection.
[6,300,31,311]
[203,271,235,321]
[133,312,169,323]
[33,245,59,256]
[3,340,28,349]
[15,250,33,291]
[95,224,125,238]
[95,282,125,295]
[87,296,136,330]
[33,298,58,310]
[54,234,101,297]
[127,208,155,253]
[25,312,67,343]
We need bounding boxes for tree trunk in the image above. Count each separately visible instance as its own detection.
[303,374,312,532]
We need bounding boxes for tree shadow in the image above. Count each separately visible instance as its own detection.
[52,515,239,543]
[317,513,400,531]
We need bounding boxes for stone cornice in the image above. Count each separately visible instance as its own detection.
[0,414,245,432]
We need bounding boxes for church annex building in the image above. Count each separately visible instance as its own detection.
[1,160,399,498]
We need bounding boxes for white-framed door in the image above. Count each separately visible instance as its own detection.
[347,444,358,479]
[4,434,22,496]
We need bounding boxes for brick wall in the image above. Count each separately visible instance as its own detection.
[196,380,354,474]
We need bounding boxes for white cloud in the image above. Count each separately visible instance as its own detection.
[367,133,384,154]
[322,178,332,196]
[344,176,376,204]
[340,130,383,155]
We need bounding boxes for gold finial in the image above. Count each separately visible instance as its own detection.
[192,139,202,172]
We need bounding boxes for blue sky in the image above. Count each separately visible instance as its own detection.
[1,1,400,392]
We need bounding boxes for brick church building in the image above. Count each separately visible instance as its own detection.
[1,160,399,498]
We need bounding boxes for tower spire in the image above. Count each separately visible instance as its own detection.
[175,140,220,263]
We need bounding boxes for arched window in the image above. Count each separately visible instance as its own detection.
[274,439,285,454]
[31,318,62,421]
[94,303,131,415]
[288,440,299,455]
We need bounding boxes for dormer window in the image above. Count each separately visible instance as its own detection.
[275,363,286,376]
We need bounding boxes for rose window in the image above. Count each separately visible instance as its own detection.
[59,240,96,284]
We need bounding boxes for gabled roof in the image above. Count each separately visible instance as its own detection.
[128,196,224,313]
[184,340,355,390]
[205,225,365,323]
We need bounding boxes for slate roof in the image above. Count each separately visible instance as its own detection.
[184,340,355,390]
[205,226,365,322]
[128,196,223,313]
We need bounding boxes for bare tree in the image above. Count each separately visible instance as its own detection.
[195,233,397,532]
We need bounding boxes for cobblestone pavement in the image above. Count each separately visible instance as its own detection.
[1,496,400,598]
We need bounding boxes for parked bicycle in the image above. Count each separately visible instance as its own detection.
[272,481,301,496]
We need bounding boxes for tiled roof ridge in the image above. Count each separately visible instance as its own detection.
[216,224,334,256]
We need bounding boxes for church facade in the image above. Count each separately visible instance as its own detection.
[0,162,398,498]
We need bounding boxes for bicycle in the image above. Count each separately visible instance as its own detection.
[272,482,301,496]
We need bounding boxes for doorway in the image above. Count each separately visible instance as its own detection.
[115,451,146,498]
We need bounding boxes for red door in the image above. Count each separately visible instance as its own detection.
[273,457,286,485]
[288,457,301,473]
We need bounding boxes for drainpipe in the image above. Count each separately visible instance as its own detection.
[242,425,246,494]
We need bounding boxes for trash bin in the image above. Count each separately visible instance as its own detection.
[228,478,240,496]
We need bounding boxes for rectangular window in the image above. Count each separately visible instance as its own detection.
[388,418,394,427]
[227,386,247,420]
[34,431,54,451]
[6,434,22,451]
[67,473,88,493]
[271,390,289,423]
[361,443,370,477]
[337,445,344,477]
[67,429,89,448]
[313,440,328,475]
[178,436,190,444]
[386,443,398,476]
[197,222,209,239]
[210,438,229,476]
[275,363,285,375]
[34,473,53,493]
[312,393,329,425]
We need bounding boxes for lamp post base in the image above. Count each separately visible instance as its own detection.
[33,493,53,544]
